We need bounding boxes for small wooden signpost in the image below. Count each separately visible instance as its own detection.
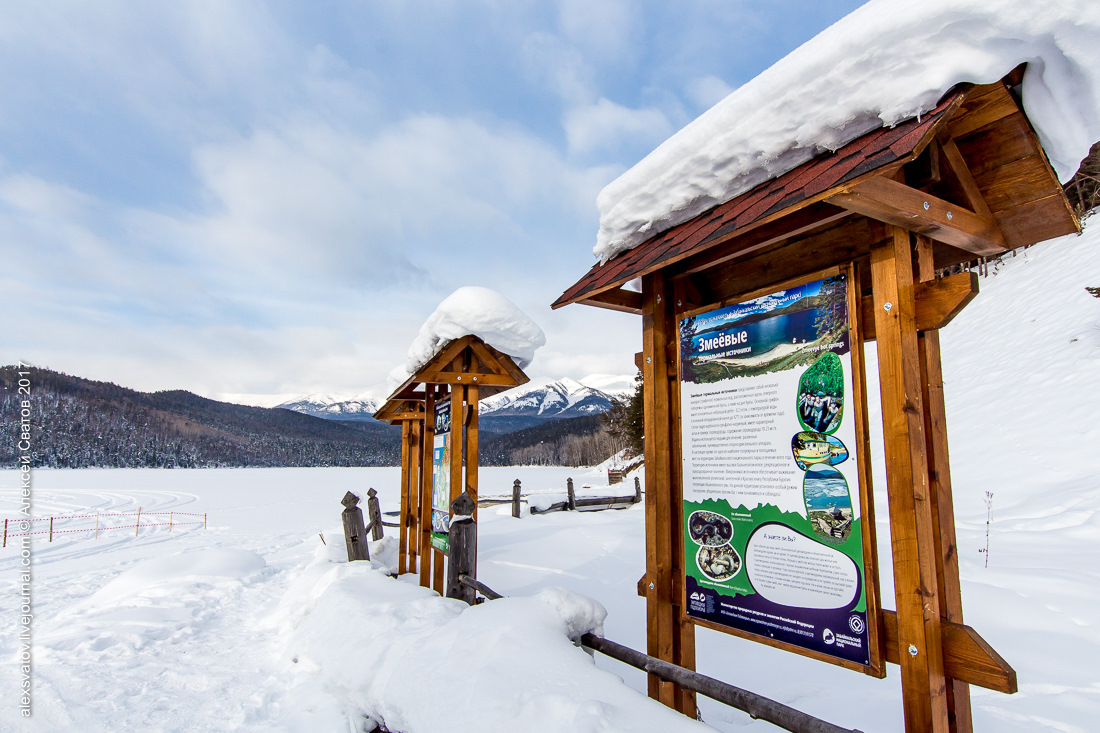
[374,334,528,596]
[554,69,1079,731]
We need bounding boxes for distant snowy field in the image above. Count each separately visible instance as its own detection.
[2,228,1100,732]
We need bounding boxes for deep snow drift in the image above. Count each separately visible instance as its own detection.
[388,286,546,391]
[595,0,1100,261]
[1,225,1099,731]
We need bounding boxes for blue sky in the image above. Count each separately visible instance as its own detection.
[0,0,866,403]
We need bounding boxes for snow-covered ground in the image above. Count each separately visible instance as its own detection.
[2,227,1099,731]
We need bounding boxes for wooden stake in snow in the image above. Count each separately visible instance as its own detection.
[511,479,522,519]
[169,511,173,533]
[2,518,6,548]
[981,491,994,568]
[341,491,370,562]
[445,492,477,604]
[95,511,99,539]
[135,507,141,537]
[49,517,53,542]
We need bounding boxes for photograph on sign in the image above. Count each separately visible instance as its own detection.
[679,270,879,670]
[430,399,451,553]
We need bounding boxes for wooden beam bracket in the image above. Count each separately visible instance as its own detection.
[828,176,1007,256]
[860,271,979,341]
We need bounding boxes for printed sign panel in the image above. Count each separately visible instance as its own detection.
[679,272,877,669]
[430,400,452,553]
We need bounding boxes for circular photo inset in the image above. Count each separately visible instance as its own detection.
[796,351,845,434]
[696,544,742,582]
[688,510,734,546]
[791,431,849,471]
[803,464,854,544]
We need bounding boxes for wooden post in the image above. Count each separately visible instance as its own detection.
[420,388,436,588]
[445,492,477,605]
[399,420,412,574]
[367,488,384,541]
[916,235,973,733]
[169,511,173,533]
[466,383,479,523]
[634,476,642,504]
[204,513,207,530]
[512,479,522,519]
[641,269,696,715]
[567,478,576,510]
[408,419,421,575]
[49,517,53,543]
[341,491,370,562]
[95,511,99,539]
[871,225,949,732]
[135,507,141,537]
[3,518,6,547]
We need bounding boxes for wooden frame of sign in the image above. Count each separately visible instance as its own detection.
[553,70,1072,731]
[375,335,528,595]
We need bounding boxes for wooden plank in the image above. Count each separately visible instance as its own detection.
[944,82,1019,141]
[871,225,950,731]
[954,112,1040,180]
[466,384,479,526]
[420,388,436,589]
[859,271,979,340]
[916,237,973,732]
[672,203,852,278]
[686,217,883,312]
[827,176,1006,256]
[408,418,421,575]
[583,287,644,314]
[993,194,1080,250]
[846,261,886,678]
[883,611,1016,695]
[641,270,692,711]
[399,420,411,575]
[429,371,519,387]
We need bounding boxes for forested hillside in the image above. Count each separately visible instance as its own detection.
[0,367,400,468]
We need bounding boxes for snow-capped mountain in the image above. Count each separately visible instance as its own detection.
[479,377,616,418]
[276,393,380,422]
[276,376,634,432]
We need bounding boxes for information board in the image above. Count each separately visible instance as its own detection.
[679,271,879,670]
[430,400,452,553]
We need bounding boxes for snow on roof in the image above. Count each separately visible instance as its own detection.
[594,0,1100,263]
[391,286,546,389]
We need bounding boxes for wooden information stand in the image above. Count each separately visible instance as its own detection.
[374,335,528,594]
[554,70,1079,731]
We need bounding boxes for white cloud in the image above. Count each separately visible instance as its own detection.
[685,75,737,110]
[564,98,673,156]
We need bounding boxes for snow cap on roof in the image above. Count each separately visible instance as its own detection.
[391,286,545,390]
[594,0,1100,263]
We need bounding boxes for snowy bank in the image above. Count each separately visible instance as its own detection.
[595,0,1100,261]
[280,552,710,733]
[389,286,545,390]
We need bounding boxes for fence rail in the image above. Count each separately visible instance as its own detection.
[456,575,862,733]
[3,510,207,547]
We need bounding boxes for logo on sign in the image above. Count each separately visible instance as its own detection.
[822,628,835,645]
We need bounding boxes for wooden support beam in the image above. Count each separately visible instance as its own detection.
[583,287,644,314]
[429,371,518,387]
[916,237,974,733]
[871,225,950,731]
[407,419,421,575]
[466,384,479,526]
[882,611,1016,695]
[859,271,978,341]
[419,388,436,589]
[399,420,412,575]
[828,176,1006,256]
[640,271,696,716]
